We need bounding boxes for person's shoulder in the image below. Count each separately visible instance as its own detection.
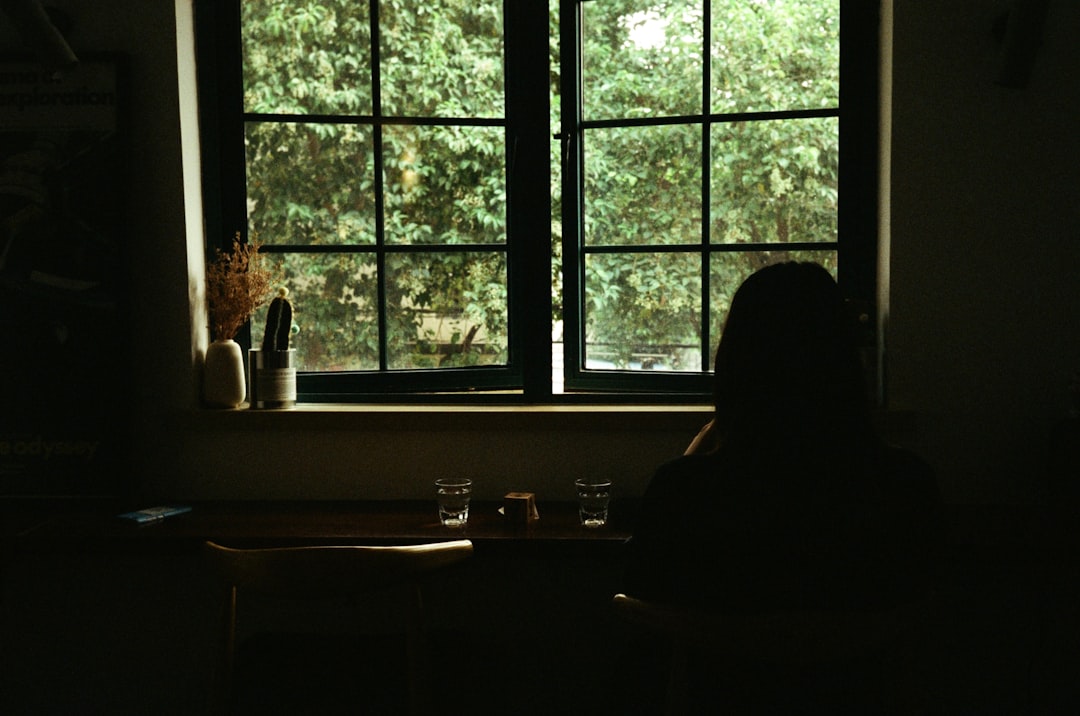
[652,452,720,480]
[644,453,721,494]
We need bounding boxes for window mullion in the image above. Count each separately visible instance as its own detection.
[505,0,552,400]
[701,0,713,376]
[369,0,389,371]
[559,0,585,391]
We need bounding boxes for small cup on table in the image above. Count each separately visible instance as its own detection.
[575,478,611,528]
[435,477,472,527]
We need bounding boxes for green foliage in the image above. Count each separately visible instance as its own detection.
[578,0,840,368]
[243,0,507,372]
[240,0,840,376]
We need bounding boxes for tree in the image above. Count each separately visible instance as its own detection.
[578,0,839,369]
[243,0,507,371]
[238,0,839,375]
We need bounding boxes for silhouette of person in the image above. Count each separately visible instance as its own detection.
[616,261,942,712]
[625,261,940,610]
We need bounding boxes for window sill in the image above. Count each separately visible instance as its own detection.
[180,402,915,441]
[182,402,716,433]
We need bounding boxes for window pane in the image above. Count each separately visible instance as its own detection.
[385,252,508,369]
[379,0,504,118]
[582,0,704,120]
[711,0,839,113]
[242,0,372,115]
[246,122,376,245]
[383,125,506,245]
[708,250,837,360]
[709,117,838,244]
[252,253,380,372]
[584,124,702,247]
[584,252,702,371]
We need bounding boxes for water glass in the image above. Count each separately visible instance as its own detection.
[435,478,472,527]
[575,478,611,528]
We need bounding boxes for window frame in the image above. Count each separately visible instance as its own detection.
[194,0,879,404]
[560,0,878,395]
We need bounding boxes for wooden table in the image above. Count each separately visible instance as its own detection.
[1,497,638,715]
[5,498,635,556]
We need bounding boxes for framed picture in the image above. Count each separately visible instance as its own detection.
[1,55,127,496]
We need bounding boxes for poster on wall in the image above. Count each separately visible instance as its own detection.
[0,56,127,496]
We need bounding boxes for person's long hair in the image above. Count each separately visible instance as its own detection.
[712,262,875,463]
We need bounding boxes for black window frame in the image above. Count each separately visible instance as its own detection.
[194,0,879,404]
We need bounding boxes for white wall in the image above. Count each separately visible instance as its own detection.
[6,0,1077,504]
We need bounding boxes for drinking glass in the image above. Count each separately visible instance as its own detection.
[575,478,611,528]
[435,478,472,527]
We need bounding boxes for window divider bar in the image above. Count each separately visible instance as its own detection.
[580,107,839,131]
[506,0,553,399]
[701,0,713,375]
[241,113,507,128]
[370,0,389,372]
[581,242,839,255]
[256,244,508,254]
[560,0,587,391]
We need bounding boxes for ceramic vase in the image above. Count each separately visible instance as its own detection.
[203,339,246,408]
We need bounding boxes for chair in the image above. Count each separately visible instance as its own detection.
[611,592,936,715]
[204,539,473,715]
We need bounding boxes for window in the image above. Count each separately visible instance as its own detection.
[195,0,877,403]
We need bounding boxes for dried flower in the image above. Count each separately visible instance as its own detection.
[206,232,279,342]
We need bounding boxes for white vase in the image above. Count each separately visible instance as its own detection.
[203,339,246,408]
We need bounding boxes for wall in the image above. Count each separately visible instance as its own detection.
[4,0,1078,505]
[4,2,1078,711]
[888,0,1080,503]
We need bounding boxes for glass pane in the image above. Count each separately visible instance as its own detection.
[708,250,837,361]
[711,0,839,113]
[382,125,506,245]
[709,117,838,244]
[242,0,372,115]
[582,0,704,120]
[584,252,702,371]
[385,252,508,369]
[380,0,504,118]
[251,253,380,372]
[584,124,702,247]
[246,122,376,246]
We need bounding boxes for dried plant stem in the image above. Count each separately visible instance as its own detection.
[206,232,279,342]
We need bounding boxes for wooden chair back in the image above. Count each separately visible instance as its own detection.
[205,540,473,715]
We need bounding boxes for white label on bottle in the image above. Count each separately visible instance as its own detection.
[257,368,296,401]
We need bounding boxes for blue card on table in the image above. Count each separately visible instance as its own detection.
[118,505,192,524]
